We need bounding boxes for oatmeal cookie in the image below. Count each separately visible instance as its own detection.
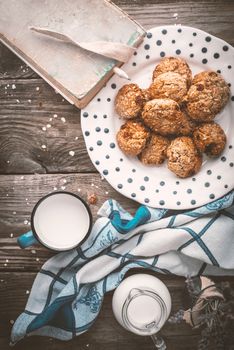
[149,72,188,104]
[186,71,230,122]
[139,134,170,165]
[116,120,150,156]
[142,98,194,136]
[152,56,192,87]
[167,136,202,178]
[193,122,226,157]
[115,83,145,119]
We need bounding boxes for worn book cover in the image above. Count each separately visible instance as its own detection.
[0,0,146,108]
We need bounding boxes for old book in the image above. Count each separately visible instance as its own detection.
[0,0,146,108]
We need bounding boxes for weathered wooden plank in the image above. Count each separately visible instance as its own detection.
[114,0,234,45]
[0,79,95,174]
[0,272,233,349]
[0,173,138,271]
[0,272,200,342]
[1,1,233,79]
[0,43,38,79]
[0,336,201,350]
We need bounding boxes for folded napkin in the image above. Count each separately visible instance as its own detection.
[11,191,234,344]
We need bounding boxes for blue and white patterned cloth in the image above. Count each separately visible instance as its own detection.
[11,191,234,344]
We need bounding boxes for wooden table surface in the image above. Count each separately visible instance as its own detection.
[0,1,233,349]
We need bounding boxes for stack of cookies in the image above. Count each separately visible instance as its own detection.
[114,57,230,178]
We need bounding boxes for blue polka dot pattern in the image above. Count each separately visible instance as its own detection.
[81,25,234,209]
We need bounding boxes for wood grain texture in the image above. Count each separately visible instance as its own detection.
[0,173,138,271]
[0,272,233,349]
[0,272,199,342]
[0,1,234,349]
[0,79,95,174]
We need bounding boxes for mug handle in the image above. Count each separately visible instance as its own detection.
[17,230,39,249]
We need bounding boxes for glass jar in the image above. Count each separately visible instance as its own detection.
[112,274,171,349]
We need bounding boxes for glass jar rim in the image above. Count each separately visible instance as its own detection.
[121,287,168,335]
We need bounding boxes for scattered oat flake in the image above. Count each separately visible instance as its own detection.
[10,233,14,238]
[41,144,46,149]
[36,87,40,91]
[12,84,16,89]
[4,263,7,267]
[53,114,58,118]
[24,220,29,225]
[6,193,9,197]
[16,99,20,103]
[6,160,10,164]
[47,124,51,128]
[91,183,94,187]
[61,186,66,190]
[75,136,79,140]
[42,126,46,131]
[78,188,81,192]
[26,290,30,294]
[69,151,75,156]
[63,179,67,183]
[105,191,109,195]
[20,176,24,179]
[173,13,178,17]
[87,193,98,205]
[31,249,36,254]
[61,117,66,123]
[49,117,53,121]
[6,259,9,263]
[36,258,40,262]
[53,187,57,191]
[13,211,16,215]
[28,99,31,103]
[10,320,14,325]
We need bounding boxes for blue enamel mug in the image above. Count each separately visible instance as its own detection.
[17,191,92,251]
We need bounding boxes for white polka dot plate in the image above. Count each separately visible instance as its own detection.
[81,25,234,209]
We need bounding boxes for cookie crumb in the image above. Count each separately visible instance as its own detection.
[87,193,98,205]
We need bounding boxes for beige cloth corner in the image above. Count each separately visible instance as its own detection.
[183,277,224,328]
